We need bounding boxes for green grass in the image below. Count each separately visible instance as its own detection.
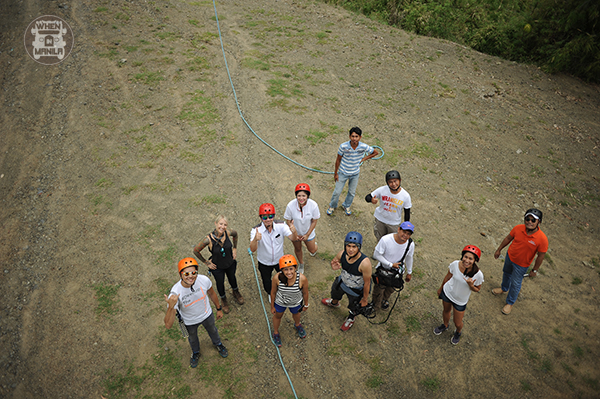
[179,151,203,163]
[410,142,437,158]
[365,375,384,388]
[520,380,531,392]
[155,243,177,265]
[306,129,328,144]
[93,283,120,316]
[241,57,270,70]
[95,178,114,188]
[178,91,220,127]
[404,315,421,333]
[572,277,583,285]
[133,69,165,85]
[420,376,440,392]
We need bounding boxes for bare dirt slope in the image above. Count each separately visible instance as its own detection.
[1,0,599,398]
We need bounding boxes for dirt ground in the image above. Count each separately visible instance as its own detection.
[1,0,600,398]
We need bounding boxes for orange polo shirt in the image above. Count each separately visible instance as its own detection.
[507,224,548,268]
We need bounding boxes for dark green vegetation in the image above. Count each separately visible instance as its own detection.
[321,0,600,82]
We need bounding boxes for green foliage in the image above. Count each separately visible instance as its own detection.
[319,0,600,82]
[420,376,440,392]
[93,283,120,316]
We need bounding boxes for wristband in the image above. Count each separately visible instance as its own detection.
[216,306,222,311]
[303,304,309,308]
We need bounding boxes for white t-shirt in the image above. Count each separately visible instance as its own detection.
[373,233,414,275]
[443,260,484,306]
[168,275,213,325]
[284,198,320,239]
[250,221,293,265]
[371,185,412,225]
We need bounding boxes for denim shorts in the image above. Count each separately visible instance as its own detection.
[439,289,467,312]
[274,302,303,314]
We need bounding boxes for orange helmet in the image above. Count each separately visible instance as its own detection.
[178,257,199,274]
[259,203,275,216]
[279,254,298,269]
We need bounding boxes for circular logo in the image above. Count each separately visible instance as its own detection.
[24,15,74,65]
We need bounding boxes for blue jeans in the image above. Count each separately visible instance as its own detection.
[329,172,359,209]
[501,253,529,305]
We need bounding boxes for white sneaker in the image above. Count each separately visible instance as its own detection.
[298,264,305,274]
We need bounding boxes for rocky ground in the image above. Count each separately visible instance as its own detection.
[1,0,599,398]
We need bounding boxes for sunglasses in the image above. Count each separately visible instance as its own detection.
[182,270,198,277]
[524,217,537,223]
[261,214,275,220]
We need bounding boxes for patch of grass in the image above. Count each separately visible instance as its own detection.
[267,79,304,98]
[571,276,583,285]
[521,335,540,360]
[410,142,437,158]
[186,56,210,71]
[572,344,584,358]
[241,57,270,70]
[155,243,177,265]
[365,375,384,388]
[93,283,120,316]
[178,91,220,126]
[96,49,119,60]
[121,185,139,195]
[318,251,336,262]
[95,178,113,188]
[540,358,553,373]
[133,69,165,85]
[404,315,421,333]
[520,380,531,392]
[94,6,108,12]
[306,129,328,144]
[179,151,203,163]
[386,322,401,337]
[420,376,440,392]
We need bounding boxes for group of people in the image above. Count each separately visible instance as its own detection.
[162,127,549,366]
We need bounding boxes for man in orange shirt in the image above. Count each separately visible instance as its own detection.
[492,209,548,315]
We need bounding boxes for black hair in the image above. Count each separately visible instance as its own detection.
[463,260,480,278]
[349,126,362,136]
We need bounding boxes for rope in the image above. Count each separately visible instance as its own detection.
[211,0,384,174]
[247,248,298,399]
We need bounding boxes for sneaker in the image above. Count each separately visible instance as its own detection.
[492,288,507,296]
[343,206,352,216]
[434,324,448,335]
[190,352,200,368]
[295,324,307,339]
[502,304,513,315]
[273,333,282,347]
[298,263,305,274]
[451,331,462,345]
[340,316,355,331]
[381,300,390,310]
[326,207,335,216]
[309,249,317,257]
[216,343,228,358]
[321,298,340,308]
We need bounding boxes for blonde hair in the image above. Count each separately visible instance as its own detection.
[214,214,228,225]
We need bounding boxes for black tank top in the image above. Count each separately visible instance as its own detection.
[209,231,235,269]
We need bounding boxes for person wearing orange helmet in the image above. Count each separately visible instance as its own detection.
[250,203,297,297]
[284,183,320,274]
[164,257,228,368]
[270,255,309,347]
[434,245,484,345]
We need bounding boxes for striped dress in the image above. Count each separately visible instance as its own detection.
[275,272,303,307]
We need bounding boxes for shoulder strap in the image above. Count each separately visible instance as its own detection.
[399,238,413,264]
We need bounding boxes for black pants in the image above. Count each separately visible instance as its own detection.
[211,261,238,297]
[258,261,280,294]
